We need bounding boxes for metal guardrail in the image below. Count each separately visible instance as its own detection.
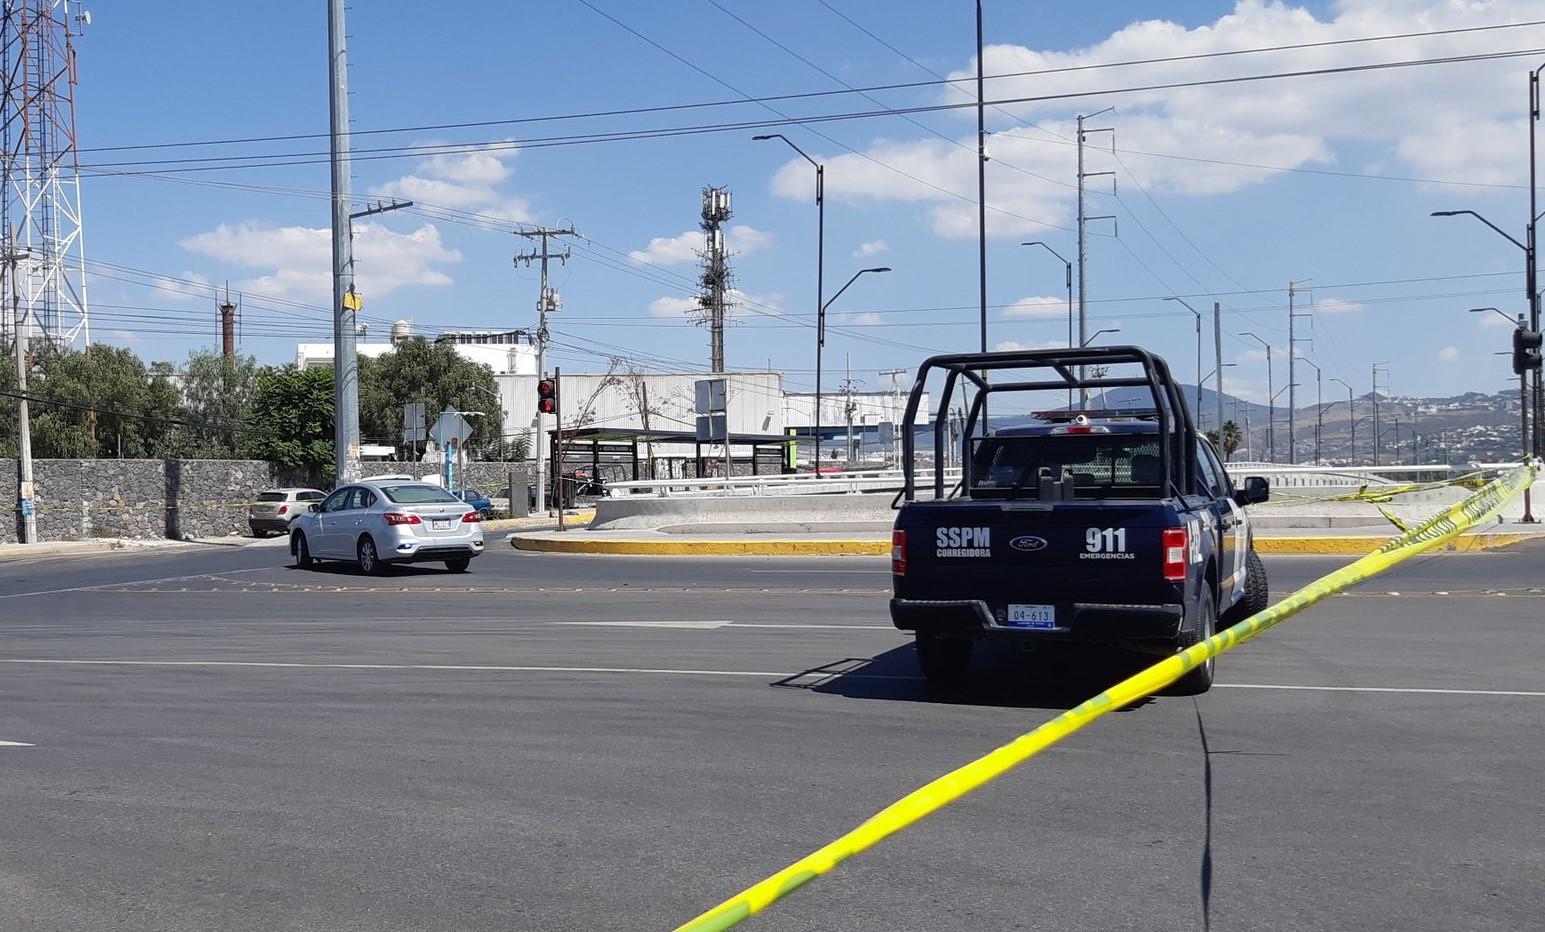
[602,464,1460,497]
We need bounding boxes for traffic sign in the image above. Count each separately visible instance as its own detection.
[402,401,427,443]
[433,409,474,448]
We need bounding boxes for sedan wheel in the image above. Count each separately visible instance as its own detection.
[293,533,313,569]
[357,536,390,576]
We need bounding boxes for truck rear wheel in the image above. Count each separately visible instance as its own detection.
[1168,588,1216,696]
[915,634,972,690]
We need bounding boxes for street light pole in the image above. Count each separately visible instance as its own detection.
[753,134,824,471]
[1240,331,1273,460]
[1298,357,1322,463]
[1331,377,1354,464]
[1165,297,1204,429]
[822,267,892,467]
[1022,240,1073,406]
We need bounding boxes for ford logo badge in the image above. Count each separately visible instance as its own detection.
[1009,535,1048,552]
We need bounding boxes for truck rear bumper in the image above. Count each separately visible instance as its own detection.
[890,598,1183,643]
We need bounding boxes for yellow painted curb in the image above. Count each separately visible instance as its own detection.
[1256,531,1535,555]
[511,536,889,556]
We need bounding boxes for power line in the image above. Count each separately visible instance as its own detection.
[0,387,254,434]
[74,46,1545,179]
[76,18,1545,156]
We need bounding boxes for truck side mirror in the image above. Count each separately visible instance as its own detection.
[1234,476,1269,506]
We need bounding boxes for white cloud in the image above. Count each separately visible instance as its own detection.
[629,224,772,265]
[1478,309,1521,328]
[180,221,461,301]
[994,339,1063,352]
[149,271,212,303]
[370,141,531,223]
[1438,345,1460,362]
[1002,295,1070,319]
[844,312,885,326]
[853,239,889,258]
[648,295,698,318]
[1316,297,1363,315]
[768,2,1537,238]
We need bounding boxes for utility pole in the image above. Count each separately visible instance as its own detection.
[1076,109,1115,408]
[1531,65,1543,457]
[1287,280,1313,465]
[1299,356,1322,463]
[1213,301,1224,437]
[880,367,907,467]
[697,186,734,372]
[6,233,35,543]
[327,0,361,484]
[975,0,988,353]
[1372,363,1390,467]
[842,353,857,465]
[515,225,575,515]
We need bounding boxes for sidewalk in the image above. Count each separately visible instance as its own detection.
[511,518,1545,557]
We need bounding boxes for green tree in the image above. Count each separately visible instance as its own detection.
[26,344,167,458]
[242,364,335,479]
[1220,420,1243,460]
[358,339,504,459]
[180,350,259,456]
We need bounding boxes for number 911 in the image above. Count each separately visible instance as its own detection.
[1086,527,1127,553]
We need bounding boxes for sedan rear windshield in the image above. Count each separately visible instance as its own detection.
[971,435,1163,499]
[380,485,460,504]
[256,492,288,502]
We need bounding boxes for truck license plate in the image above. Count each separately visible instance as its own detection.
[1006,604,1056,629]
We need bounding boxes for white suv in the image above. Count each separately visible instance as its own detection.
[248,488,326,537]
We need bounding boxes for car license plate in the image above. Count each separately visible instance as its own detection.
[1006,604,1056,629]
[432,519,452,530]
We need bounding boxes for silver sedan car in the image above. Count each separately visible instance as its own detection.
[289,480,485,575]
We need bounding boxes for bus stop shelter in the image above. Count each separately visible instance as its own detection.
[548,426,794,488]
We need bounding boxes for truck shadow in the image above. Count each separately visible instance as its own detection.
[772,642,1158,712]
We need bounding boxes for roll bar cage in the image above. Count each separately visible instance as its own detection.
[898,346,1199,502]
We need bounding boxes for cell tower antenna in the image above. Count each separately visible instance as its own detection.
[1,0,91,351]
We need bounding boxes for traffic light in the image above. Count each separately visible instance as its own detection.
[1513,327,1543,375]
[536,378,557,415]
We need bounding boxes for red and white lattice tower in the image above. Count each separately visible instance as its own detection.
[1,1,89,349]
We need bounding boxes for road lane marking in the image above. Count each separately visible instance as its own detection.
[1213,683,1545,698]
[0,740,34,747]
[551,621,893,630]
[1,658,1541,697]
[0,566,272,600]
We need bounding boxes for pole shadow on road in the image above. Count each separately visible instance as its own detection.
[772,642,1158,712]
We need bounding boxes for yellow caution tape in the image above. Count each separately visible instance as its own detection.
[1376,506,1411,533]
[672,460,1537,932]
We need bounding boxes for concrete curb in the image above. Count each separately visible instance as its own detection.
[511,536,889,556]
[511,530,1538,557]
[0,539,124,558]
[1255,531,1537,555]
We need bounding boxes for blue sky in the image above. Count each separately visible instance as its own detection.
[77,0,1542,403]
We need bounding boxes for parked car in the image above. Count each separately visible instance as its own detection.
[454,488,494,516]
[248,488,326,537]
[289,480,485,574]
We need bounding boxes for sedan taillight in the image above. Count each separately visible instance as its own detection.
[891,530,907,576]
[382,512,422,526]
[1161,527,1188,582]
[461,511,481,523]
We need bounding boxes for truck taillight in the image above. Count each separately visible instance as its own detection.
[382,512,422,526]
[1161,527,1188,582]
[891,530,907,576]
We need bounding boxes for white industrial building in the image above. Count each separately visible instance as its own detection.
[293,326,935,466]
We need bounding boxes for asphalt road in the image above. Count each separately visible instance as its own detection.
[1,536,1542,931]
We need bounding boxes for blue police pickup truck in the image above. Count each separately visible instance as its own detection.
[889,347,1271,695]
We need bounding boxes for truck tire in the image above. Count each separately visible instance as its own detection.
[1224,549,1270,624]
[1168,588,1216,696]
[915,634,972,690]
